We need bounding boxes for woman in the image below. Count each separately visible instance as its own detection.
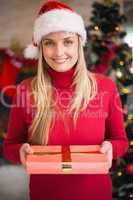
[3,1,128,200]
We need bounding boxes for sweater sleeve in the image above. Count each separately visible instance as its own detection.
[3,82,28,164]
[105,80,128,160]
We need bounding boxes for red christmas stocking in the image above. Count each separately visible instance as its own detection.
[0,54,22,97]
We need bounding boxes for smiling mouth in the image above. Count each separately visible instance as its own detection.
[53,58,69,64]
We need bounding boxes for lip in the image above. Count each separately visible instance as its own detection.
[53,58,68,64]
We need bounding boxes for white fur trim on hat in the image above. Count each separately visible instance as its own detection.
[34,9,86,46]
[24,9,87,59]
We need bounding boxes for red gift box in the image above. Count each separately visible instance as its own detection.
[25,145,109,174]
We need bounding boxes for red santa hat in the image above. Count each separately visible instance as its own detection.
[24,1,87,59]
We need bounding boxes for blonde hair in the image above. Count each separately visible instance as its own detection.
[29,37,97,145]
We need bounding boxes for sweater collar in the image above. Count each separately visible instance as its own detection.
[47,65,75,88]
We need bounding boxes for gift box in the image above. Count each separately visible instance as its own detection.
[25,145,109,174]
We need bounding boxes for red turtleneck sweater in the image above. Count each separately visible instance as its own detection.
[3,67,128,200]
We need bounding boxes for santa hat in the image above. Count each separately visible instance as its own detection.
[24,1,87,59]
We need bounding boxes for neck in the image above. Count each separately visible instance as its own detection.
[47,65,76,88]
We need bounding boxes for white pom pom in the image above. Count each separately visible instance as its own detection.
[24,44,39,59]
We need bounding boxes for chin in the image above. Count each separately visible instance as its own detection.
[50,64,71,72]
[54,68,68,72]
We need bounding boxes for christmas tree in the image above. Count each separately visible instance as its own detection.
[86,0,133,199]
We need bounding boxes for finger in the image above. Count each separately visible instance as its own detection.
[103,147,112,169]
[100,144,110,154]
[24,143,34,154]
[100,142,113,169]
[100,141,112,154]
[20,149,27,165]
[23,144,34,165]
[20,144,33,166]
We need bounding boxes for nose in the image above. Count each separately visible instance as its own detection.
[55,44,64,57]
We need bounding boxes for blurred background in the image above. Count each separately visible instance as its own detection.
[0,0,133,200]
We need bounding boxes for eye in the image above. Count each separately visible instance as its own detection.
[43,41,55,46]
[64,40,73,45]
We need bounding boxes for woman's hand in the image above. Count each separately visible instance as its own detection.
[100,141,113,169]
[20,143,34,166]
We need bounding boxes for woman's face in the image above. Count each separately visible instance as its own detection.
[42,32,79,72]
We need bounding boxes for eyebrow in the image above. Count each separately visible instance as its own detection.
[43,37,74,41]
